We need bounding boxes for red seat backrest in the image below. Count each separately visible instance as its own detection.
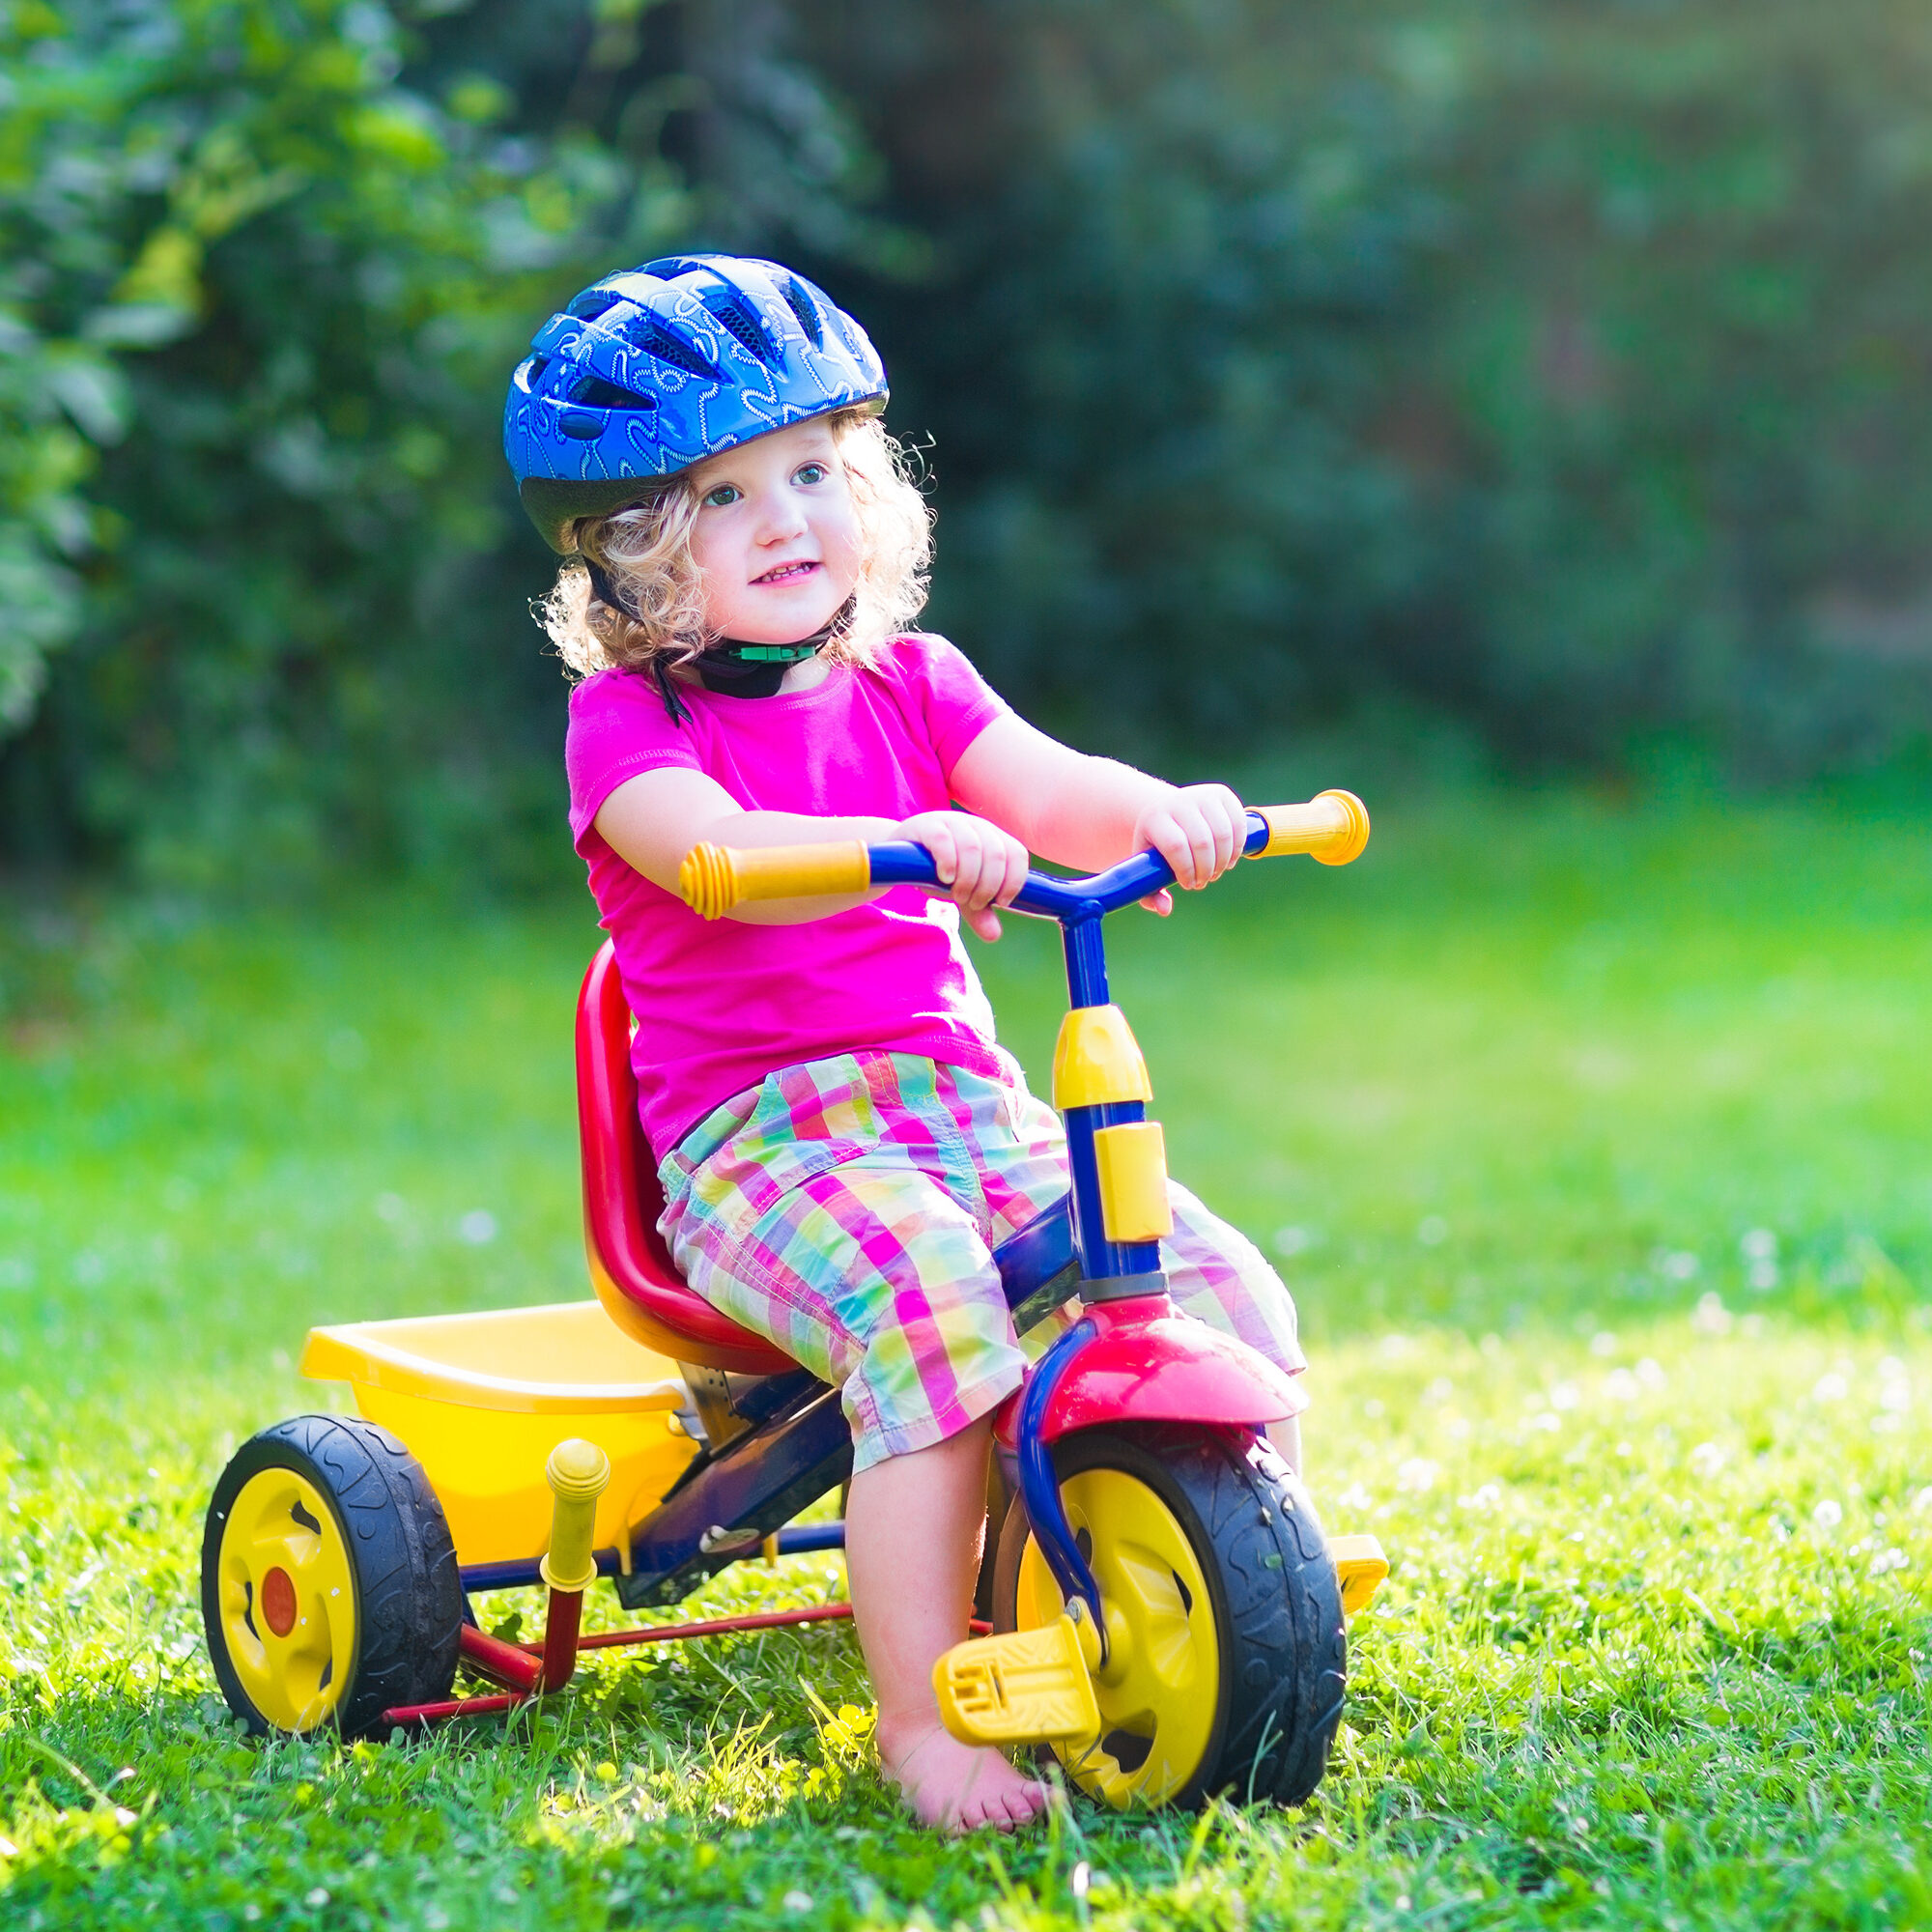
[575,942,793,1375]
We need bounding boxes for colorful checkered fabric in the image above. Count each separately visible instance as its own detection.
[658,1049,1305,1471]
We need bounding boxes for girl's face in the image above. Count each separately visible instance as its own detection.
[686,418,862,644]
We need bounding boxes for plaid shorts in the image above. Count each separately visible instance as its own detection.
[658,1049,1305,1472]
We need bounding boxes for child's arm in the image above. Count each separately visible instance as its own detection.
[949,713,1248,910]
[594,766,1029,937]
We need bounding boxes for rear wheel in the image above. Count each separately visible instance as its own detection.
[992,1425,1345,1807]
[202,1414,462,1737]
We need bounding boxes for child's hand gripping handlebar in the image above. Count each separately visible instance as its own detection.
[676,788,1369,921]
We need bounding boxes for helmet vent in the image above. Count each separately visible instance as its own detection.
[521,355,550,390]
[570,374,658,412]
[631,319,721,382]
[783,276,825,348]
[702,290,779,367]
[567,289,622,323]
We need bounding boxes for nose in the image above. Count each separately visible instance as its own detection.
[753,482,809,546]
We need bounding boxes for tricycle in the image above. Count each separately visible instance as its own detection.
[200,789,1388,1809]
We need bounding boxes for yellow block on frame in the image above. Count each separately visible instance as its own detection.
[1093,1120,1174,1243]
[1052,1004,1152,1109]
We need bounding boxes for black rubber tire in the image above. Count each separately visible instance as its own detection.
[202,1414,463,1739]
[991,1424,1346,1807]
[973,1453,1013,1627]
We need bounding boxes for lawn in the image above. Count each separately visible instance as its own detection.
[3,792,1931,1930]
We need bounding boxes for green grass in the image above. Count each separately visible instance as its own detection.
[4,793,1932,1929]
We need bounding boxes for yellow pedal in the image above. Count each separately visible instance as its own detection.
[933,1614,1100,1748]
[1330,1533,1390,1618]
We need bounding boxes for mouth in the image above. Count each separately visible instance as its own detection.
[752,559,820,586]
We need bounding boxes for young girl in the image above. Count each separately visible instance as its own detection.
[506,256,1306,1832]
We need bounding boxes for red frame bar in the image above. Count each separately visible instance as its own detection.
[384,1690,527,1725]
[568,1601,853,1650]
[539,1589,583,1690]
[384,1600,978,1733]
[458,1622,543,1692]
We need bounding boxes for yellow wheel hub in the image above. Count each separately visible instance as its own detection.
[214,1466,358,1732]
[1013,1465,1219,1806]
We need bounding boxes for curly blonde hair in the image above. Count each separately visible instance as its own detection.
[538,409,931,678]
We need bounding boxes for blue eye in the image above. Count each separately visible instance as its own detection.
[702,483,741,508]
[793,463,828,486]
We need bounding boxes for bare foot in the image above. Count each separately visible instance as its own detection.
[877,1714,1049,1833]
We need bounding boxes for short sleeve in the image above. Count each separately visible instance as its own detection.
[887,633,1011,777]
[566,668,702,845]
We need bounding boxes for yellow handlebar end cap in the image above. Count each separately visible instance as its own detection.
[1310,789,1371,867]
[678,842,740,920]
[541,1437,611,1595]
[546,1437,611,1501]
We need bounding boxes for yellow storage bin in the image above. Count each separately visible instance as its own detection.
[298,1301,701,1569]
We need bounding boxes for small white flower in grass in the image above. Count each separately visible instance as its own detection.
[1395,1458,1439,1493]
[782,1890,813,1913]
[1878,1358,1912,1412]
[1423,1378,1454,1405]
[1272,1225,1314,1258]
[1549,1382,1579,1411]
[1812,1372,1849,1404]
[1689,1441,1726,1480]
[1636,1357,1668,1390]
[1417,1214,1448,1246]
[1870,1548,1909,1577]
[1655,1248,1700,1282]
[1741,1228,1777,1262]
[457,1209,497,1245]
[0,1834,16,1857]
[1690,1293,1732,1336]
[1531,1411,1562,1433]
[1458,1483,1502,1512]
[304,1891,329,1909]
[1604,1369,1641,1404]
[1813,1499,1843,1531]
[1589,1331,1618,1358]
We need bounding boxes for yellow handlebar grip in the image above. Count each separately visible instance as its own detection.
[540,1437,611,1596]
[677,839,872,919]
[1254,789,1371,867]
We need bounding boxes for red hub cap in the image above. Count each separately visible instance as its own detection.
[261,1566,298,1638]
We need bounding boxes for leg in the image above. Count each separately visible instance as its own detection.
[845,1415,1048,1832]
[658,1057,1050,1830]
[1160,1180,1309,1473]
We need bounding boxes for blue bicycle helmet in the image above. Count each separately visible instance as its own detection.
[505,254,889,553]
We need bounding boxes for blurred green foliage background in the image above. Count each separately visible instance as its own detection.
[4,0,1932,885]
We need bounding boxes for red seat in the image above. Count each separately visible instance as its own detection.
[576,941,793,1375]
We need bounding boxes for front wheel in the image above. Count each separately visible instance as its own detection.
[991,1425,1345,1807]
[202,1414,463,1737]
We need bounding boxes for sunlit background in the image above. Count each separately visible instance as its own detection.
[4,5,1932,1926]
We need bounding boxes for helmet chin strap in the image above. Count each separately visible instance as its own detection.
[697,594,857,698]
[582,556,855,724]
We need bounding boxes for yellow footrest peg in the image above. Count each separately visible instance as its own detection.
[1329,1534,1390,1618]
[933,1614,1101,1748]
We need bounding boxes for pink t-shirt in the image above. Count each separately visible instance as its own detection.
[566,633,1012,1159]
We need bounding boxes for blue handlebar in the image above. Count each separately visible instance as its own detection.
[866,810,1271,925]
